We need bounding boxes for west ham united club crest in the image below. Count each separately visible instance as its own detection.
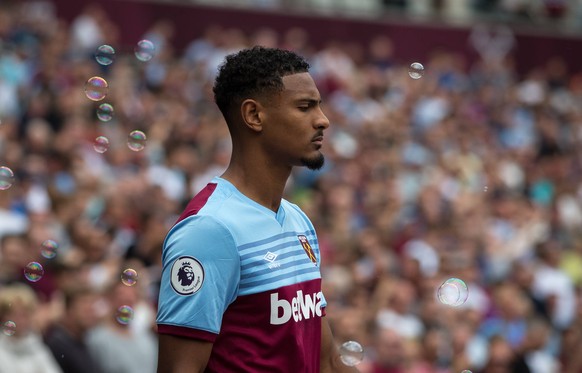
[170,256,205,295]
[298,235,317,266]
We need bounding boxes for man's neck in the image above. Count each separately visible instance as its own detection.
[221,162,291,213]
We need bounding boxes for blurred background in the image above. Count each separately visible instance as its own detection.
[1,0,582,372]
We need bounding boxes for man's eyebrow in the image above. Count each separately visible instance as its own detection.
[294,98,323,104]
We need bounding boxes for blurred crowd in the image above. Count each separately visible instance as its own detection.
[189,0,582,29]
[1,1,582,373]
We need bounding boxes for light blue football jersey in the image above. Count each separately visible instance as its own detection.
[156,177,327,372]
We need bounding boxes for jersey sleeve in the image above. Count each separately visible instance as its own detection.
[156,215,240,342]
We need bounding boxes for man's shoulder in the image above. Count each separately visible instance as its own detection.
[179,180,265,221]
[281,198,308,216]
[281,198,315,229]
[44,324,71,344]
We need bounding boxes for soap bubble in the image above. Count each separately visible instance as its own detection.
[408,62,425,79]
[97,103,114,122]
[134,40,155,62]
[116,305,134,325]
[121,268,138,286]
[84,76,108,101]
[437,278,469,307]
[2,321,16,336]
[40,239,58,259]
[339,340,364,366]
[24,262,44,282]
[95,45,115,66]
[93,136,110,153]
[0,166,15,190]
[127,130,146,152]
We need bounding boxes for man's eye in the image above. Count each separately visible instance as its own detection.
[298,106,309,111]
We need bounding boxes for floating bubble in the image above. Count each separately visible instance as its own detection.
[134,40,155,62]
[0,166,15,190]
[40,239,58,259]
[461,370,472,373]
[97,103,114,122]
[121,268,138,286]
[116,305,134,325]
[408,62,425,80]
[24,262,44,282]
[93,136,110,153]
[2,321,16,336]
[127,130,146,152]
[95,45,115,66]
[84,76,108,101]
[437,277,469,307]
[339,340,364,366]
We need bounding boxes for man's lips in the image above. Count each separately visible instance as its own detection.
[312,135,323,145]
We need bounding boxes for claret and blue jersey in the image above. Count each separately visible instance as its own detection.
[156,177,326,373]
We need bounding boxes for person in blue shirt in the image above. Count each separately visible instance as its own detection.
[156,46,359,372]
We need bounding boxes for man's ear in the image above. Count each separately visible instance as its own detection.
[241,99,263,133]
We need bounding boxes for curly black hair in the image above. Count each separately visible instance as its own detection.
[213,46,310,121]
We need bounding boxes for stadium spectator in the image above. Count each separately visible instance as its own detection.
[0,283,63,373]
[531,239,576,330]
[86,280,157,373]
[44,285,105,373]
[0,233,32,284]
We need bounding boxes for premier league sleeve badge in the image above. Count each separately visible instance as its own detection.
[170,256,205,295]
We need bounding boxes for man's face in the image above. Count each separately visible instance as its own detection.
[71,294,100,331]
[261,72,330,170]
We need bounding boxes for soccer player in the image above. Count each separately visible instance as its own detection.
[156,46,359,372]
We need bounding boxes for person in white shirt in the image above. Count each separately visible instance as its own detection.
[0,283,63,373]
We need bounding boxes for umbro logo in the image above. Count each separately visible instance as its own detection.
[264,252,281,269]
[264,252,277,262]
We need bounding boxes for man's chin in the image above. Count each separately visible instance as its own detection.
[301,154,325,170]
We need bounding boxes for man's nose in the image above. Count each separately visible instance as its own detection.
[315,108,330,130]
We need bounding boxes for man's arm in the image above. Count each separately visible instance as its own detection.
[157,334,213,373]
[320,316,360,373]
